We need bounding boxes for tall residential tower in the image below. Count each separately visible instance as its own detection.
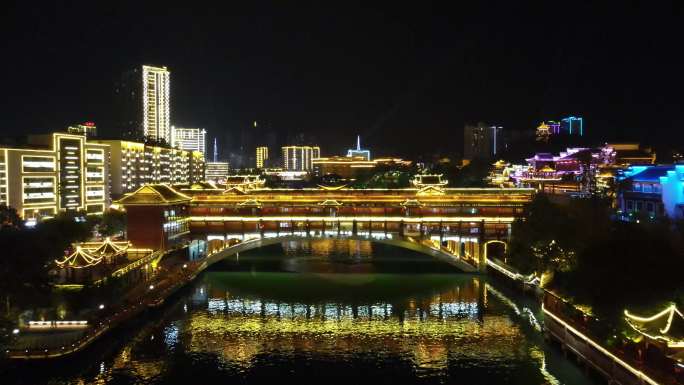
[115,65,171,143]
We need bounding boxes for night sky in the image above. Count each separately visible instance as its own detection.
[2,1,683,159]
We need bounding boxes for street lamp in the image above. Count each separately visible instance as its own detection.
[149,284,154,290]
[12,328,19,335]
[99,304,105,310]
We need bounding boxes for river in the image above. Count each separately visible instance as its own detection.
[4,239,602,384]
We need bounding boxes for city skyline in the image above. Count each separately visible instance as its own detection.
[2,3,683,159]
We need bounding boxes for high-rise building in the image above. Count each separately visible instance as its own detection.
[0,132,111,220]
[256,146,269,168]
[561,116,584,136]
[346,135,370,160]
[93,140,204,197]
[115,65,171,143]
[205,162,230,183]
[171,127,206,157]
[282,146,320,171]
[67,122,98,138]
[463,123,504,161]
[142,65,171,143]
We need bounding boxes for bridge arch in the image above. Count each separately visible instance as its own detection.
[483,240,507,260]
[198,234,479,273]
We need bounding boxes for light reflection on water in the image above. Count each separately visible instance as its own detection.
[7,240,600,385]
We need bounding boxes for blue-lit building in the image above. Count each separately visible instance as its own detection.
[617,165,684,220]
[560,116,584,136]
[346,135,370,160]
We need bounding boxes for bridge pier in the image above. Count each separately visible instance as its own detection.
[478,220,486,272]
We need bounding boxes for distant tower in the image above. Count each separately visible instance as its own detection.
[346,135,370,160]
[213,138,218,162]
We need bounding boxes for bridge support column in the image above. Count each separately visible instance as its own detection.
[260,219,264,238]
[306,220,311,237]
[337,220,341,236]
[241,221,245,240]
[478,220,486,272]
[439,221,444,244]
[352,219,357,236]
[399,220,405,237]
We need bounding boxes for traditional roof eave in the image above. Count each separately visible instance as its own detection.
[55,247,103,269]
[116,184,192,206]
[625,304,684,348]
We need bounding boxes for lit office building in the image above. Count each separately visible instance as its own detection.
[206,162,230,183]
[313,156,412,179]
[256,146,269,168]
[282,145,320,171]
[561,116,584,136]
[0,133,110,220]
[346,135,370,160]
[142,65,171,142]
[67,122,98,138]
[313,156,375,179]
[463,123,504,161]
[115,65,171,142]
[171,127,206,156]
[94,140,204,197]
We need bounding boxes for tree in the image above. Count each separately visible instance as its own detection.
[450,159,492,187]
[98,210,127,237]
[0,205,22,230]
[508,194,576,275]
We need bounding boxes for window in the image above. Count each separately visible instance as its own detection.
[633,182,641,192]
[636,201,643,211]
[643,184,653,193]
[626,200,634,211]
[646,202,654,213]
[654,184,662,193]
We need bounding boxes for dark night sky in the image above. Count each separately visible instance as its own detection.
[1,1,683,159]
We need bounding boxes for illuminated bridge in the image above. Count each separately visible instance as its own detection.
[117,184,534,272]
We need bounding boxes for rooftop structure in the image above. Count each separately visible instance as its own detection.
[346,135,370,160]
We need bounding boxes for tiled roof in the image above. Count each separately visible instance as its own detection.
[117,185,192,206]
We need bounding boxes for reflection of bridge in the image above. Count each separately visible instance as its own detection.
[118,185,534,271]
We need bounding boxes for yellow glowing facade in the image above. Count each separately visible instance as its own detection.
[256,146,268,168]
[94,140,205,197]
[0,133,110,219]
[312,156,412,179]
[142,65,171,143]
[282,145,320,171]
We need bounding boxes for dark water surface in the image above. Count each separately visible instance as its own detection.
[5,239,601,384]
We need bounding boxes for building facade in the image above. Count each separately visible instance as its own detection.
[561,116,583,136]
[67,122,97,138]
[313,156,376,179]
[94,140,204,197]
[346,136,370,160]
[282,145,320,171]
[618,165,670,220]
[205,161,230,183]
[171,127,206,156]
[256,146,269,168]
[0,133,110,220]
[115,65,171,142]
[142,65,171,143]
[463,123,504,161]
